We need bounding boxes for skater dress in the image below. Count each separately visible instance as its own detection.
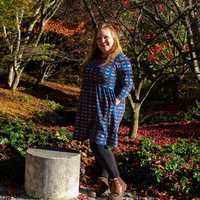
[73,52,133,147]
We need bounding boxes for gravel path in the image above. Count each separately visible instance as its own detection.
[0,185,156,200]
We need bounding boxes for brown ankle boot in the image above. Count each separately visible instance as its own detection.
[86,177,110,197]
[109,177,127,200]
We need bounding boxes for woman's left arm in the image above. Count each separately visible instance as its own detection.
[115,53,133,104]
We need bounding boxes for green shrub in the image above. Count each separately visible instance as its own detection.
[44,99,65,110]
[140,104,200,124]
[118,138,200,196]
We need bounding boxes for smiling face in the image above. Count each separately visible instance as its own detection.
[96,28,115,57]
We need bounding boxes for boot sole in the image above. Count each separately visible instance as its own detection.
[87,188,110,197]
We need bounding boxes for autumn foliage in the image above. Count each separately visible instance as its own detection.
[43,20,86,37]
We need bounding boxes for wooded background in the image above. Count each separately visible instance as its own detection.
[0,0,200,137]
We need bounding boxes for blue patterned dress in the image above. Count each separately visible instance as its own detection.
[73,52,133,147]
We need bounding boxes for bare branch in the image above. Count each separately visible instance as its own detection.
[82,0,98,30]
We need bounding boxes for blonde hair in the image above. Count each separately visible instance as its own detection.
[82,23,122,69]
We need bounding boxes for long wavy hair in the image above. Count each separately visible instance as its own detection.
[82,23,122,69]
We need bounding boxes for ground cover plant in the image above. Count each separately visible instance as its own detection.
[0,75,200,199]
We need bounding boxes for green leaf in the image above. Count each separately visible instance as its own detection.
[180,176,188,187]
[17,147,23,151]
[128,193,139,198]
[185,187,190,195]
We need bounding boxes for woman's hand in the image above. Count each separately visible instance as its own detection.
[115,98,121,106]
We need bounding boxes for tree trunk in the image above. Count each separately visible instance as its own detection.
[128,102,141,138]
[36,61,46,85]
[36,73,45,85]
[173,75,180,102]
[6,65,15,89]
[8,59,28,90]
[11,73,22,90]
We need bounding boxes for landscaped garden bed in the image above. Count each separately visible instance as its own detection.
[0,79,200,199]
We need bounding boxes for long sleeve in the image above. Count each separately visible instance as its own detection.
[114,52,133,102]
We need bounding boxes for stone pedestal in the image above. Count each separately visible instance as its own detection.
[24,147,80,200]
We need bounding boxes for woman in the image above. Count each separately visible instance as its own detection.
[73,23,133,200]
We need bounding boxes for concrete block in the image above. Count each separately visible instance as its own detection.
[24,147,80,200]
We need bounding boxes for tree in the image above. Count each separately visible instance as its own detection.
[82,0,200,137]
[0,0,63,90]
[31,0,92,86]
[127,0,200,137]
[33,20,86,85]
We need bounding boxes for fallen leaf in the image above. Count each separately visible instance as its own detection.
[82,157,92,164]
[158,164,165,169]
[55,131,60,137]
[7,188,20,196]
[81,152,87,157]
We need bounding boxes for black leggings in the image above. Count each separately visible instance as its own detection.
[90,142,119,179]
